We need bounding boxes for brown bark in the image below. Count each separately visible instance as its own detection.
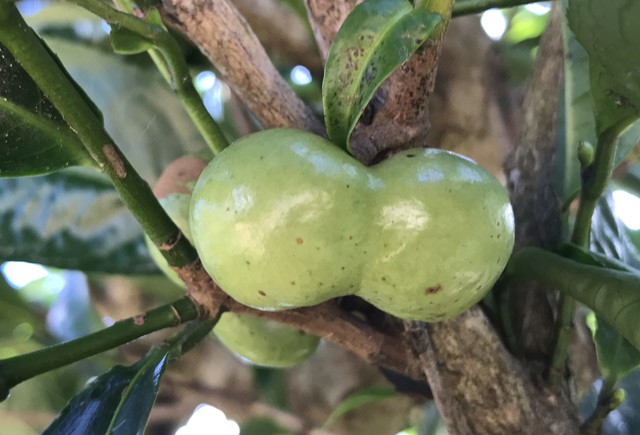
[161,0,324,134]
[504,6,564,361]
[405,310,579,434]
[154,1,581,433]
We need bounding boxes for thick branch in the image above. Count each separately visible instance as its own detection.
[405,310,579,434]
[160,0,323,134]
[503,6,564,360]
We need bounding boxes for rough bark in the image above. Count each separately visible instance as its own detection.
[161,0,324,134]
[405,310,579,435]
[305,0,446,164]
[231,0,322,73]
[504,6,564,361]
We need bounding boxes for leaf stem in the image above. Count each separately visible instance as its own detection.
[581,381,624,435]
[68,0,229,155]
[548,115,638,386]
[0,2,196,268]
[0,297,199,401]
[451,0,557,16]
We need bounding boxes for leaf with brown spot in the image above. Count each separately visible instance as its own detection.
[322,0,441,151]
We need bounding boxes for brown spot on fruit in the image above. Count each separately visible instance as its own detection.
[258,290,266,296]
[296,237,303,245]
[425,284,442,295]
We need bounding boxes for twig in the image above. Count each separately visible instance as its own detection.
[0,297,199,400]
[549,115,638,385]
[71,0,229,154]
[160,0,324,134]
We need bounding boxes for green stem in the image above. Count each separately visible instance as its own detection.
[581,381,624,435]
[452,0,557,16]
[548,115,638,386]
[69,0,229,155]
[0,297,199,401]
[0,2,196,268]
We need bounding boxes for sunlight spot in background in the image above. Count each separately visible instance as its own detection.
[17,0,44,16]
[290,65,312,86]
[524,2,552,16]
[195,71,217,93]
[1,261,50,288]
[175,404,239,435]
[195,71,226,120]
[612,190,640,230]
[480,9,507,41]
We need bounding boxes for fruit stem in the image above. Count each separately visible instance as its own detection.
[0,2,197,270]
[548,114,638,386]
[0,297,200,402]
[95,0,230,155]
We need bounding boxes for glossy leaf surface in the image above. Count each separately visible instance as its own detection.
[323,0,440,150]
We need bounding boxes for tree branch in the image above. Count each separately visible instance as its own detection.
[503,5,563,361]
[404,310,579,434]
[160,0,324,134]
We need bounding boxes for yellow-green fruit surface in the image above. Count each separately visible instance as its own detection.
[190,128,515,322]
[146,157,319,367]
[214,313,319,368]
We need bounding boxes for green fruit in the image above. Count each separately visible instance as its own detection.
[146,156,319,367]
[214,312,319,368]
[190,128,515,322]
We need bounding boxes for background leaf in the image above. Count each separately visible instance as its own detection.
[322,0,440,150]
[0,43,94,177]
[0,170,157,274]
[567,0,640,134]
[587,193,640,384]
[323,387,395,428]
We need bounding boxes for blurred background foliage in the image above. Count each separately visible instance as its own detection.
[1,1,640,434]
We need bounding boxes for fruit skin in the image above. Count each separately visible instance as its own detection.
[190,128,515,322]
[146,156,319,367]
[214,313,320,368]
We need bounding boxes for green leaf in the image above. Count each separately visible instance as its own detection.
[0,43,94,177]
[587,193,640,384]
[44,36,210,184]
[323,387,395,428]
[567,0,640,134]
[109,8,167,55]
[42,320,214,435]
[0,169,157,274]
[322,0,441,150]
[42,354,168,435]
[557,20,594,204]
[586,313,640,385]
[109,28,154,55]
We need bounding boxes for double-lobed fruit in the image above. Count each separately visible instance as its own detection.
[190,128,515,322]
[146,156,320,368]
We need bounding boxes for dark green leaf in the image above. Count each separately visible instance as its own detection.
[323,0,440,150]
[556,20,593,204]
[43,354,168,435]
[0,43,94,177]
[586,193,640,383]
[0,169,157,274]
[567,0,640,134]
[323,387,395,428]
